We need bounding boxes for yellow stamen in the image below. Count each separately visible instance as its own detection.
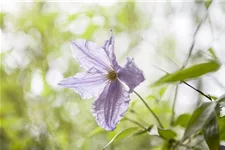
[107,71,117,81]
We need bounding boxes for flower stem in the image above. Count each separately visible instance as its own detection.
[134,90,164,129]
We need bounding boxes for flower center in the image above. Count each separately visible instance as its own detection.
[107,71,117,81]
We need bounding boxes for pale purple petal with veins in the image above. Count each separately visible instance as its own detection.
[118,57,145,93]
[58,67,107,99]
[71,40,111,72]
[92,80,130,131]
[102,30,120,71]
[59,30,145,131]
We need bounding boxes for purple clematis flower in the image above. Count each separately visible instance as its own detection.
[59,31,145,131]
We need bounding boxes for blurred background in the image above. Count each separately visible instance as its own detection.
[1,1,225,150]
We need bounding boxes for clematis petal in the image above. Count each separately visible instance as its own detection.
[71,40,111,72]
[58,68,107,99]
[92,80,130,131]
[102,30,120,71]
[118,57,145,93]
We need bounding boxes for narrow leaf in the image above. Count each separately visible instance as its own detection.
[158,128,177,140]
[217,94,225,107]
[87,127,104,138]
[211,95,218,100]
[0,12,5,28]
[159,86,168,98]
[174,114,191,128]
[205,0,212,9]
[103,127,140,150]
[203,111,219,150]
[153,61,220,86]
[181,102,217,142]
[68,14,79,22]
[134,125,153,136]
[219,116,225,141]
[133,129,147,136]
[208,48,217,59]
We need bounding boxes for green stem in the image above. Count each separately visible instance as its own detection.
[153,67,212,101]
[172,1,213,136]
[170,85,179,126]
[124,116,146,130]
[129,109,149,126]
[182,3,211,68]
[182,81,212,101]
[134,90,164,129]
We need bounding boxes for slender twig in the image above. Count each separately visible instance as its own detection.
[124,116,146,130]
[196,79,203,106]
[170,85,179,126]
[171,1,213,131]
[210,75,225,90]
[129,109,149,126]
[208,16,215,41]
[153,66,212,102]
[181,81,212,101]
[182,4,211,68]
[134,90,164,129]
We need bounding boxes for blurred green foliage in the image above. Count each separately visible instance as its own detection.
[1,1,224,150]
[0,2,163,150]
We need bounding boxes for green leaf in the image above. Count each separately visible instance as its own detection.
[219,116,225,141]
[217,94,225,107]
[159,86,167,98]
[158,128,177,140]
[174,114,191,128]
[208,48,217,59]
[181,102,217,142]
[133,129,147,136]
[146,95,157,100]
[153,61,220,86]
[203,111,219,150]
[68,14,79,22]
[87,127,104,138]
[133,125,153,136]
[205,0,212,9]
[130,100,137,108]
[0,12,5,28]
[211,95,218,100]
[103,127,140,150]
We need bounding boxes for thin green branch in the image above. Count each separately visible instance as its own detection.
[124,116,146,130]
[134,90,164,129]
[171,1,213,129]
[153,66,212,102]
[181,81,212,101]
[129,108,149,126]
[182,2,212,68]
[170,85,179,126]
[210,75,225,90]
